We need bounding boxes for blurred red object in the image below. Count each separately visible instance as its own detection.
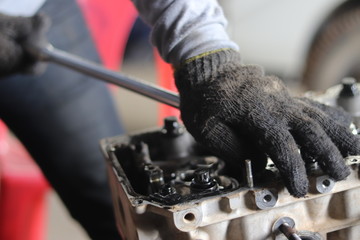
[0,1,180,239]
[77,0,137,70]
[0,120,49,240]
[78,0,179,123]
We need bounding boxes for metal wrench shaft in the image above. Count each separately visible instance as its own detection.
[279,223,302,240]
[27,44,180,108]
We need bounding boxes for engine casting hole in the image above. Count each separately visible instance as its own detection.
[300,237,315,240]
[134,199,143,205]
[183,213,196,223]
[322,179,331,188]
[263,194,272,203]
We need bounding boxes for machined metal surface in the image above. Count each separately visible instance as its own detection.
[306,81,360,126]
[103,132,360,240]
[315,175,335,194]
[245,159,254,188]
[101,124,360,240]
[100,83,360,240]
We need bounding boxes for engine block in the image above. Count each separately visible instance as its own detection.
[101,81,360,240]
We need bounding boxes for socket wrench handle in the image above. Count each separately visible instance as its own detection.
[26,43,180,108]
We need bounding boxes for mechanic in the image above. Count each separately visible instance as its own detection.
[1,0,360,239]
[0,0,123,239]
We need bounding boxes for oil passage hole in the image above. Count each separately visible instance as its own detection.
[263,194,272,203]
[322,179,331,188]
[184,213,196,223]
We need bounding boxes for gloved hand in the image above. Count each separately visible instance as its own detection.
[0,13,49,77]
[175,49,360,197]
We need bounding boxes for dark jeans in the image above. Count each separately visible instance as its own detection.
[0,0,123,239]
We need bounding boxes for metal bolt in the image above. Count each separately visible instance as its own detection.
[273,217,301,240]
[160,184,177,196]
[190,168,218,193]
[245,159,254,188]
[337,78,360,120]
[144,164,165,193]
[194,169,211,183]
[273,218,322,240]
[279,223,302,240]
[306,161,320,173]
[339,77,360,97]
[162,116,183,136]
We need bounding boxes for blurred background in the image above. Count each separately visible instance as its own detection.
[221,0,360,91]
[1,0,359,239]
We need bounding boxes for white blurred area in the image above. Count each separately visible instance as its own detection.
[220,0,347,83]
[221,0,360,91]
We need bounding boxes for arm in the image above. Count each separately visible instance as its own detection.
[132,0,360,197]
[132,0,238,65]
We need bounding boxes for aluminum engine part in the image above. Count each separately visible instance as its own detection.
[101,83,360,240]
[306,79,360,128]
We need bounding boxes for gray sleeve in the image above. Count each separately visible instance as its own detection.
[0,0,46,16]
[132,0,239,65]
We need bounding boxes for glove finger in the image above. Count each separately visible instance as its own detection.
[252,120,308,197]
[302,104,360,156]
[0,35,22,76]
[199,117,267,173]
[289,114,350,180]
[298,97,353,127]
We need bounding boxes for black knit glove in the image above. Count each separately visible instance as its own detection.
[0,13,49,77]
[175,49,360,197]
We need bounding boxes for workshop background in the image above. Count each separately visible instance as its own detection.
[12,0,358,239]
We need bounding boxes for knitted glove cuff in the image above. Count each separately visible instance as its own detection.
[175,49,242,88]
